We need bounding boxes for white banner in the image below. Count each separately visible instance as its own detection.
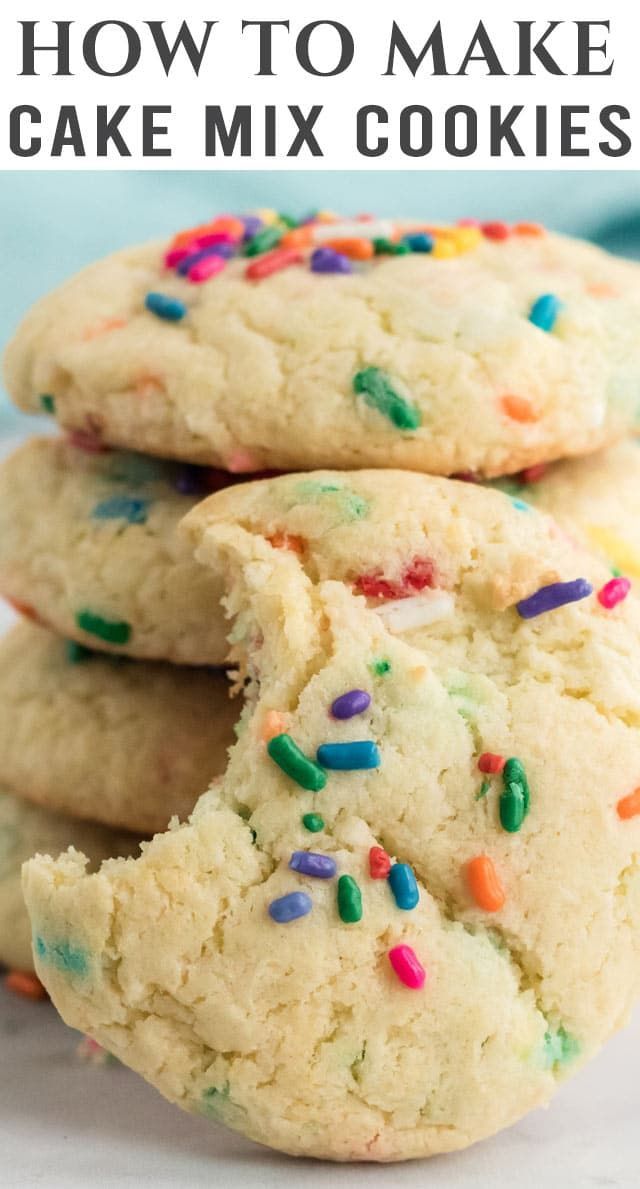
[1,0,638,169]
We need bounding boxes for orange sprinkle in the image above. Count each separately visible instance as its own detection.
[500,395,540,423]
[324,237,374,261]
[5,970,48,1001]
[170,216,245,250]
[281,227,314,250]
[261,710,287,742]
[586,282,617,299]
[466,855,505,913]
[514,222,545,237]
[82,318,126,342]
[267,531,305,554]
[134,373,164,398]
[6,596,40,623]
[617,788,640,820]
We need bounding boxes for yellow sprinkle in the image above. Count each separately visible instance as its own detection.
[453,226,483,252]
[586,525,640,579]
[316,209,339,223]
[432,237,459,259]
[255,208,279,225]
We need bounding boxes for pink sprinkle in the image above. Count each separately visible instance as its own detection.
[188,255,228,284]
[388,944,426,990]
[67,429,109,454]
[194,231,239,249]
[227,449,260,474]
[457,217,481,227]
[164,246,190,269]
[597,576,631,610]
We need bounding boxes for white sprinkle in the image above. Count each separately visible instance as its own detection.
[312,220,396,244]
[374,591,455,633]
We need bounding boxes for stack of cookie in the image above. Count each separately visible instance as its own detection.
[3,212,640,1161]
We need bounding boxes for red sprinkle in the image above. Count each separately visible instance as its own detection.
[6,596,41,624]
[4,970,48,1000]
[68,429,109,454]
[598,577,631,610]
[478,753,505,774]
[388,944,426,990]
[355,556,436,600]
[520,463,548,484]
[245,248,303,281]
[482,221,511,241]
[369,846,391,879]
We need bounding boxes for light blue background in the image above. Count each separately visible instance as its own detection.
[1,169,639,433]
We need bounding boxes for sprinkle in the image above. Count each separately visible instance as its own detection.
[289,851,337,879]
[482,221,510,241]
[310,247,352,274]
[244,226,283,256]
[370,658,391,676]
[337,874,363,923]
[4,970,47,1001]
[188,255,228,283]
[177,243,235,276]
[76,1035,114,1066]
[267,733,327,791]
[226,449,260,474]
[353,367,421,431]
[478,753,505,774]
[529,294,563,333]
[34,936,89,976]
[520,463,548,484]
[174,465,208,495]
[597,576,631,609]
[6,597,40,623]
[68,429,108,454]
[514,222,544,237]
[267,531,305,553]
[302,813,324,833]
[277,212,298,229]
[500,394,539,423]
[466,855,505,912]
[388,944,426,989]
[516,578,592,619]
[586,526,640,580]
[330,689,371,720]
[164,246,190,269]
[268,891,312,924]
[503,757,531,816]
[500,782,526,833]
[616,788,640,820]
[374,591,455,633]
[325,238,374,261]
[476,779,491,800]
[91,496,149,525]
[355,556,436,600]
[242,215,263,241]
[145,292,187,321]
[66,640,92,664]
[511,498,530,512]
[316,741,380,771]
[388,863,419,910]
[260,710,288,743]
[369,846,391,879]
[246,248,303,281]
[81,318,126,341]
[403,232,434,253]
[39,394,55,414]
[281,226,313,250]
[75,610,131,646]
[373,238,410,256]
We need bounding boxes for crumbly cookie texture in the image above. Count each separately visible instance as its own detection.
[6,218,640,477]
[0,787,137,973]
[0,436,228,664]
[24,471,640,1161]
[0,622,237,835]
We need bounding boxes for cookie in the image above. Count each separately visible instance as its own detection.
[24,471,640,1161]
[0,787,136,974]
[0,621,237,834]
[0,436,230,664]
[6,215,640,479]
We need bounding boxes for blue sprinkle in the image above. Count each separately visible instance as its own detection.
[316,741,380,770]
[310,247,353,275]
[177,243,235,276]
[388,863,419,911]
[403,232,434,254]
[242,215,263,242]
[289,851,337,879]
[92,496,150,525]
[268,891,313,924]
[516,578,593,620]
[145,292,187,322]
[511,498,531,512]
[331,689,371,720]
[529,294,563,333]
[34,935,89,976]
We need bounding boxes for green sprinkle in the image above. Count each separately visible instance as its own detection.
[267,733,327,792]
[75,610,131,646]
[293,480,369,522]
[476,779,491,801]
[503,757,531,816]
[277,213,298,229]
[39,394,55,414]
[373,238,410,256]
[370,658,391,677]
[244,226,283,256]
[499,781,526,833]
[65,640,92,664]
[337,874,363,923]
[35,935,89,977]
[353,366,422,431]
[611,565,623,578]
[543,1026,580,1069]
[302,813,324,833]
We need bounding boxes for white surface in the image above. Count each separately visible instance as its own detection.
[0,982,638,1188]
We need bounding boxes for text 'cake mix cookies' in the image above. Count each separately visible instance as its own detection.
[23,471,640,1161]
[6,214,640,478]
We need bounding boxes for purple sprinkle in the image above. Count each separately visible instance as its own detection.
[289,851,337,879]
[516,578,593,620]
[177,243,236,276]
[331,689,371,720]
[268,891,312,924]
[174,465,207,495]
[242,215,263,241]
[310,247,353,275]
